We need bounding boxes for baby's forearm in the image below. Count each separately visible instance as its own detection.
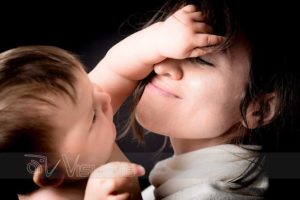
[88,22,166,112]
[100,22,165,81]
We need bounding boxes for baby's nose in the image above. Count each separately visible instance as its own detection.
[99,92,111,113]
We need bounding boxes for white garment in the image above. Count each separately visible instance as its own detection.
[142,144,268,200]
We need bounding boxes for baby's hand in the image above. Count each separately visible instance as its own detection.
[84,162,145,200]
[155,4,224,59]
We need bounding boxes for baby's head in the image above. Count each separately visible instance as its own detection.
[0,46,116,195]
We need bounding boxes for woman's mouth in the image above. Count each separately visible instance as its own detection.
[147,80,180,98]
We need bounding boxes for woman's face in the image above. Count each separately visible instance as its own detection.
[136,38,251,140]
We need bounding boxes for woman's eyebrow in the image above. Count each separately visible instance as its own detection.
[216,48,231,60]
[204,50,225,62]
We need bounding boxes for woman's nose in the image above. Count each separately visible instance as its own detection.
[153,58,183,80]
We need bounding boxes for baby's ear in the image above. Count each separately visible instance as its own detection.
[33,164,64,188]
[242,92,279,129]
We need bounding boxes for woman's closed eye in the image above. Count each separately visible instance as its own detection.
[190,57,214,67]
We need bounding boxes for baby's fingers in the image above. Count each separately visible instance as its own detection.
[91,162,145,178]
[189,34,225,57]
[194,34,224,48]
[181,4,198,13]
[193,22,213,34]
[85,176,133,200]
[85,162,145,200]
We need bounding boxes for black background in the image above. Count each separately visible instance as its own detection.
[0,0,167,68]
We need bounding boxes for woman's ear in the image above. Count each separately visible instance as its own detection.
[33,164,65,188]
[242,93,279,129]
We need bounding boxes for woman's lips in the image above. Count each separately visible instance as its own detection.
[147,80,180,98]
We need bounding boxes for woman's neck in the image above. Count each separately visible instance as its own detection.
[170,137,224,155]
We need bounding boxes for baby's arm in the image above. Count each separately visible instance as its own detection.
[89,5,223,112]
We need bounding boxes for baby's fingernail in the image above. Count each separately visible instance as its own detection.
[137,165,145,176]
